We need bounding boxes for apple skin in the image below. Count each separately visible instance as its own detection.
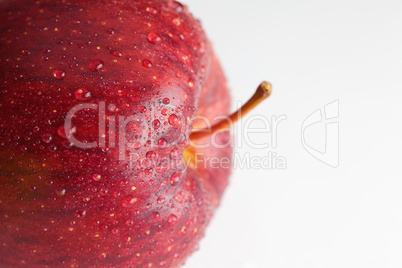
[0,0,232,267]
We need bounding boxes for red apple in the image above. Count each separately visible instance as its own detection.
[0,0,271,267]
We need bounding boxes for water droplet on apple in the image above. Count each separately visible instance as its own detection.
[172,18,181,26]
[146,32,162,44]
[158,138,167,148]
[58,125,76,139]
[168,214,178,224]
[170,172,180,186]
[168,114,179,125]
[48,145,57,152]
[57,126,66,138]
[74,88,91,100]
[146,7,157,14]
[162,98,170,105]
[177,135,186,144]
[161,108,169,116]
[99,253,107,259]
[89,59,104,71]
[110,50,122,57]
[188,79,194,89]
[168,1,184,12]
[138,106,146,112]
[152,119,161,129]
[63,140,73,148]
[146,151,157,159]
[156,163,167,173]
[108,104,117,112]
[53,69,66,80]
[157,196,165,204]
[56,188,66,196]
[92,174,101,181]
[42,133,53,143]
[21,49,30,56]
[75,210,86,217]
[142,59,152,68]
[151,212,160,219]
[177,228,186,236]
[132,142,141,150]
[121,195,137,208]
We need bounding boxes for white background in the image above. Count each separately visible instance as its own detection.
[181,0,402,267]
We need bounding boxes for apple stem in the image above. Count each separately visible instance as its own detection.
[189,81,272,141]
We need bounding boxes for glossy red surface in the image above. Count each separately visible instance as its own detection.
[0,0,232,267]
